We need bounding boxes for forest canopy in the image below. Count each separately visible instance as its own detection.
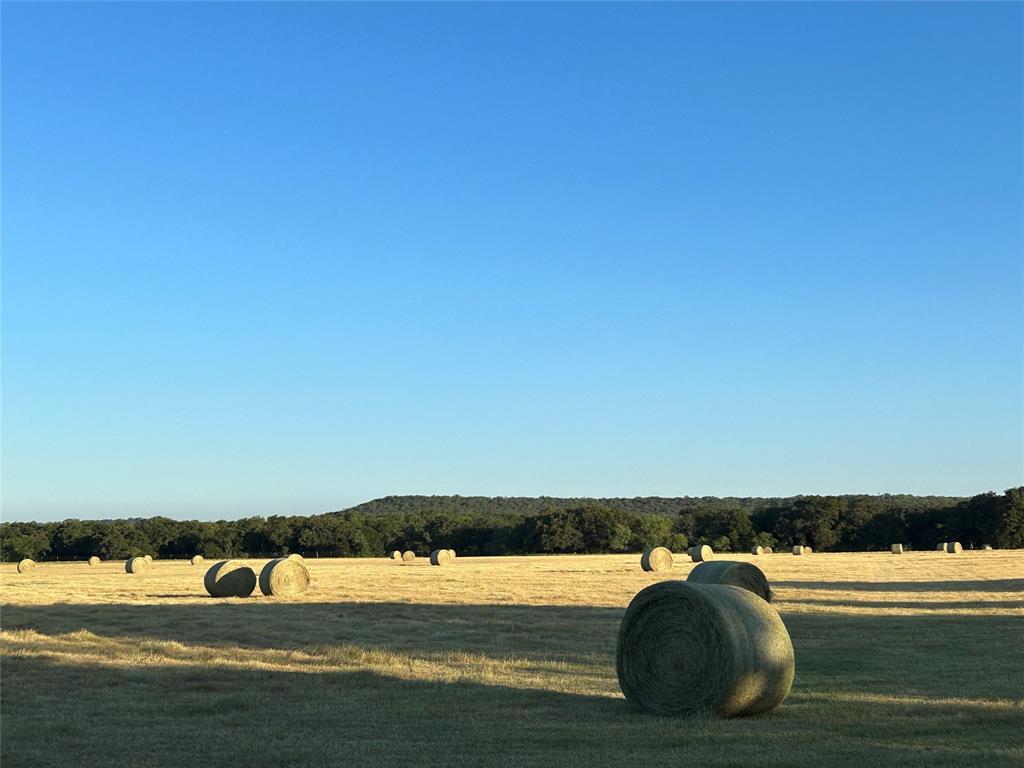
[2,488,1021,562]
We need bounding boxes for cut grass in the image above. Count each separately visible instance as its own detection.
[1,552,1022,767]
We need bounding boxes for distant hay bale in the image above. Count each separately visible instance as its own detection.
[125,557,148,574]
[190,555,204,566]
[389,550,402,560]
[686,560,773,603]
[763,547,773,555]
[17,559,36,574]
[688,545,714,562]
[982,545,994,551]
[287,553,303,561]
[430,549,453,566]
[804,547,813,554]
[891,544,904,554]
[144,554,153,563]
[88,556,101,566]
[937,543,947,551]
[447,549,457,559]
[259,558,311,597]
[204,560,257,598]
[641,547,673,572]
[616,581,794,717]
[946,542,963,554]
[751,546,764,556]
[792,545,804,556]
[401,551,416,562]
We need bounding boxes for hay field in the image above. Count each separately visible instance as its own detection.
[2,551,1022,767]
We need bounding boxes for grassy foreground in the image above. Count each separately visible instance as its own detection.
[1,551,1022,767]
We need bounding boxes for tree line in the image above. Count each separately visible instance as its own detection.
[1,488,1021,562]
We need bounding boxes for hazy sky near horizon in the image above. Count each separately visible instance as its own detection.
[3,3,1022,523]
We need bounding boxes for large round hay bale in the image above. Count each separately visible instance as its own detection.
[946,542,963,554]
[17,559,36,574]
[287,553,303,561]
[259,558,310,597]
[401,551,416,562]
[792,545,805,556]
[430,549,453,566]
[125,557,148,574]
[763,547,773,555]
[688,545,714,562]
[641,547,673,572]
[204,560,257,597]
[389,550,402,560]
[687,560,773,603]
[616,581,794,717]
[190,555,204,566]
[750,546,764,556]
[88,556,101,567]
[890,544,904,554]
[144,554,153,564]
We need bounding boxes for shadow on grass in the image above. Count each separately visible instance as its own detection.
[1,649,1021,768]
[772,578,1024,593]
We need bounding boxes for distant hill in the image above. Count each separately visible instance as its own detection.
[336,493,965,518]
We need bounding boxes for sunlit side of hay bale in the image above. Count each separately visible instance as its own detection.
[686,560,773,602]
[389,550,402,560]
[191,555,204,566]
[688,545,713,562]
[259,558,311,597]
[402,551,416,562]
[751,546,764,556]
[891,544,904,554]
[125,557,148,574]
[640,547,673,572]
[430,549,453,566]
[88,556,101,566]
[946,542,963,554]
[616,581,794,717]
[17,559,36,574]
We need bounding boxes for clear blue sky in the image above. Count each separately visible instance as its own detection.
[2,3,1021,522]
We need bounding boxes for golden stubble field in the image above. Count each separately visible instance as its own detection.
[2,551,1023,767]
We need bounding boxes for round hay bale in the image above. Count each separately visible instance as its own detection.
[804,547,813,554]
[792,545,805,556]
[401,551,416,562]
[125,557,148,574]
[763,547,773,555]
[144,554,153,564]
[287,553,303,561]
[890,544,904,554]
[751,546,764,556]
[447,549,457,559]
[204,560,257,598]
[190,555,204,566]
[982,544,994,551]
[259,558,310,597]
[616,581,794,717]
[688,545,714,562]
[641,547,673,572]
[430,549,453,566]
[389,550,402,560]
[946,542,963,554]
[687,560,773,603]
[937,543,946,551]
[17,559,36,574]
[88,556,101,567]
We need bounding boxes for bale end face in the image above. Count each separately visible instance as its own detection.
[641,547,673,572]
[190,555,204,566]
[616,581,794,718]
[17,559,37,574]
[204,560,257,598]
[88,556,101,567]
[763,547,774,555]
[259,558,311,597]
[430,549,453,566]
[389,550,402,560]
[751,546,764,556]
[401,551,416,562]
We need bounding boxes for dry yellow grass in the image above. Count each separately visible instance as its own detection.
[1,551,1022,767]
